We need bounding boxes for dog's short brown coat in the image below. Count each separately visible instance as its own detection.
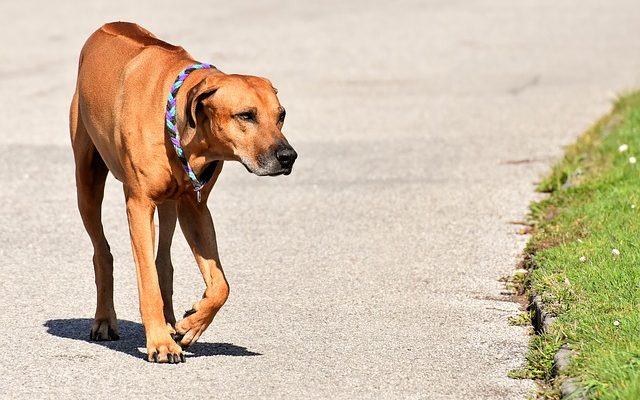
[70,22,296,363]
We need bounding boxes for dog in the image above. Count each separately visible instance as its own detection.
[70,22,297,363]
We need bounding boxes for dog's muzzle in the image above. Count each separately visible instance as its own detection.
[246,143,298,176]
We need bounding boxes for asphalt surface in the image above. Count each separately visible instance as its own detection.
[2,1,640,399]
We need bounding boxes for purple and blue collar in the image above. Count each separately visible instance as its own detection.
[165,62,214,202]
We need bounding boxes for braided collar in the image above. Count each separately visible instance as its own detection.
[165,62,214,202]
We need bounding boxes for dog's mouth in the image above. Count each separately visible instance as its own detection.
[241,162,253,174]
[267,168,292,177]
[240,158,293,177]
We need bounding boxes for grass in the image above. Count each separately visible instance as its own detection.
[517,91,640,399]
[508,311,532,327]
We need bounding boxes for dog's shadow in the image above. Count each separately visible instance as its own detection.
[44,318,261,359]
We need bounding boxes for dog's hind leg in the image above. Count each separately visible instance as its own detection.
[156,201,178,334]
[70,93,119,341]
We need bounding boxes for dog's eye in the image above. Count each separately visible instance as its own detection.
[236,111,257,123]
[278,109,286,124]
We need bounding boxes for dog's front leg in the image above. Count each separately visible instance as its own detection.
[174,198,229,348]
[126,195,184,363]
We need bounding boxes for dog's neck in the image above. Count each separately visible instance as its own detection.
[174,69,223,185]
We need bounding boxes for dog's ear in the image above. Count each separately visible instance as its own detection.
[186,77,219,129]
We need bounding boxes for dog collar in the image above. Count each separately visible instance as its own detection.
[165,62,214,202]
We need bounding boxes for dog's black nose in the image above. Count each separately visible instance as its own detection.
[276,146,298,168]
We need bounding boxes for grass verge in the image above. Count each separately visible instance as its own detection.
[514,92,640,399]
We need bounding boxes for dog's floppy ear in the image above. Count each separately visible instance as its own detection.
[186,77,220,128]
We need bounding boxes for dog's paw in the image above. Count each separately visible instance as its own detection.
[174,309,210,348]
[90,318,120,341]
[147,336,185,364]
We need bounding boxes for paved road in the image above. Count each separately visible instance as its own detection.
[2,1,640,398]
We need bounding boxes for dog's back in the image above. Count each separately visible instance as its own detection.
[98,22,182,50]
[76,21,192,121]
[79,22,186,68]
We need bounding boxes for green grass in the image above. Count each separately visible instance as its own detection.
[508,311,532,327]
[520,91,640,399]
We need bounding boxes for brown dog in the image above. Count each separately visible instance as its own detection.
[69,22,297,363]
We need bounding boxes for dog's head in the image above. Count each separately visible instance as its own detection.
[186,74,297,176]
